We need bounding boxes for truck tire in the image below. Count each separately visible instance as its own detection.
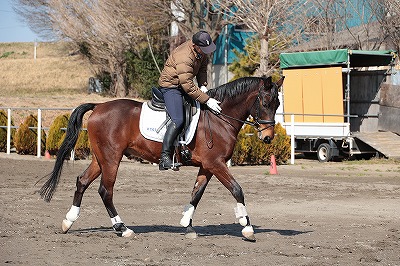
[317,143,332,162]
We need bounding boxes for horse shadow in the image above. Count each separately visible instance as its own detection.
[68,223,311,238]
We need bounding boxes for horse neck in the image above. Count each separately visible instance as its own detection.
[222,89,258,127]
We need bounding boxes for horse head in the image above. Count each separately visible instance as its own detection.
[252,76,284,144]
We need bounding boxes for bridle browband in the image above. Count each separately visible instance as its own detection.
[213,83,276,133]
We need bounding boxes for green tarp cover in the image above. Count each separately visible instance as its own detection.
[280,49,395,69]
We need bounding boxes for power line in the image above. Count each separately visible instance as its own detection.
[0,9,13,13]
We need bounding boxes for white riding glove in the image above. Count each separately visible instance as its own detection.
[206,98,222,113]
[200,85,208,93]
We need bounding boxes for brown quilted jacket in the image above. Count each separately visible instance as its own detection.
[158,40,210,104]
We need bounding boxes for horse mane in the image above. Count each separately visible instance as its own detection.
[207,77,265,102]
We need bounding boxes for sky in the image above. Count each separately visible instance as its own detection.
[0,0,40,42]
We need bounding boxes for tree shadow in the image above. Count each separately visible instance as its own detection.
[68,223,312,238]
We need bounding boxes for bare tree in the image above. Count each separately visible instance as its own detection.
[150,0,225,45]
[208,0,308,77]
[13,0,55,40]
[13,0,165,97]
[296,0,341,50]
[374,0,400,52]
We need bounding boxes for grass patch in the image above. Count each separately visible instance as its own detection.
[0,57,91,96]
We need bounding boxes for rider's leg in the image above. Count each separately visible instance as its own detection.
[159,88,184,170]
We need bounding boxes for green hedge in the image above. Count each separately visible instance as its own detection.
[14,114,46,155]
[46,113,70,155]
[232,123,290,165]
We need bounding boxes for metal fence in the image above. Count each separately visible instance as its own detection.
[0,107,74,157]
[1,106,355,164]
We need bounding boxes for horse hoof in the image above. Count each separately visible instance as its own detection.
[61,219,73,233]
[185,226,197,239]
[122,228,135,237]
[242,225,256,242]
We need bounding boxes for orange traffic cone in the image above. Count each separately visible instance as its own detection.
[45,150,51,159]
[269,154,278,175]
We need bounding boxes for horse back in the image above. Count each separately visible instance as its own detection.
[87,99,142,135]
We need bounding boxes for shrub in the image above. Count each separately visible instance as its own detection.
[0,110,16,152]
[126,48,165,100]
[232,123,290,165]
[14,114,46,155]
[46,113,70,155]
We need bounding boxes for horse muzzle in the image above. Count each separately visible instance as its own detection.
[257,131,273,144]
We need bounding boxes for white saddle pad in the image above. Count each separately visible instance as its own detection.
[139,101,201,144]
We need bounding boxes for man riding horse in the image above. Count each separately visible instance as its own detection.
[158,30,221,171]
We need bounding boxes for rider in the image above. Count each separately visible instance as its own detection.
[158,30,222,170]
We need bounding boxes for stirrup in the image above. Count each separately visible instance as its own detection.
[159,154,182,171]
[159,162,182,171]
[171,153,182,171]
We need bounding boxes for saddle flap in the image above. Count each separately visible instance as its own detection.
[139,101,201,145]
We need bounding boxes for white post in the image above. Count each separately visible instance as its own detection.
[291,114,295,165]
[225,26,230,171]
[7,108,11,154]
[34,41,37,61]
[37,108,42,158]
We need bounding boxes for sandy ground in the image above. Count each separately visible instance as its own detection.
[0,154,400,266]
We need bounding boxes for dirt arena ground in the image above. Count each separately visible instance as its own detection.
[1,154,399,266]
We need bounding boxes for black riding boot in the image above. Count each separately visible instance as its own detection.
[159,122,182,170]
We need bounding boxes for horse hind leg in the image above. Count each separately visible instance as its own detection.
[61,160,101,233]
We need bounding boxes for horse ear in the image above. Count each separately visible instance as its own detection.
[276,76,285,88]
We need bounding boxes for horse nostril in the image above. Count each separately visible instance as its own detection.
[263,136,271,144]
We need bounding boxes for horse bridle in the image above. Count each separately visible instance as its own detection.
[214,85,276,133]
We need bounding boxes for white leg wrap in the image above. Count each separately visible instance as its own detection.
[242,225,254,236]
[180,204,195,227]
[111,215,123,225]
[234,203,248,226]
[65,205,80,222]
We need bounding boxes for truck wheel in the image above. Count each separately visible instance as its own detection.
[317,143,332,162]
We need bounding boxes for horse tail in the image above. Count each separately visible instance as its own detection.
[40,103,97,202]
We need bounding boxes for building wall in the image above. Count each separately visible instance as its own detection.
[349,71,385,132]
[379,68,400,134]
[211,64,234,88]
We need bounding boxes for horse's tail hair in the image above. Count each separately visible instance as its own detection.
[40,103,97,202]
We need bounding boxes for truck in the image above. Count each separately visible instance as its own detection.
[277,49,400,162]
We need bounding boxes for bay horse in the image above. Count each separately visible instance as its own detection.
[40,76,284,241]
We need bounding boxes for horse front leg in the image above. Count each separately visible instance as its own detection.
[180,167,212,239]
[62,160,101,233]
[98,164,134,238]
[212,162,256,242]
